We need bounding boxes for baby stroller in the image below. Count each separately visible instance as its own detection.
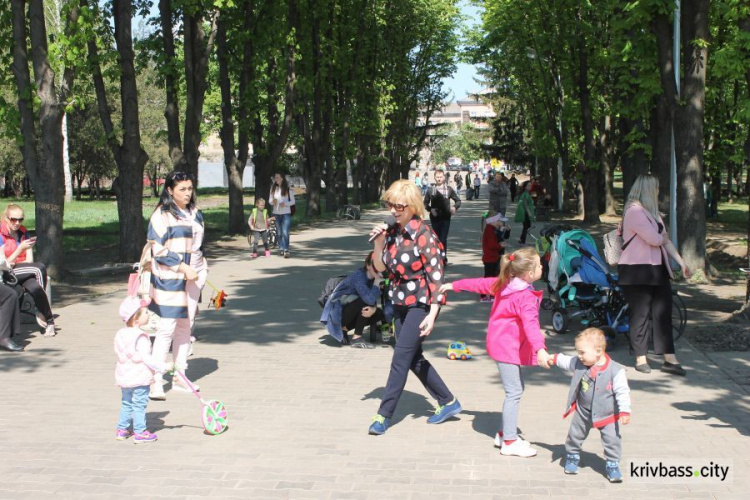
[540,227,687,346]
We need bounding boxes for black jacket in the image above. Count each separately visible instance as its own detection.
[424,184,461,221]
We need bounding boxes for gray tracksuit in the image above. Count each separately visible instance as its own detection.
[555,353,631,461]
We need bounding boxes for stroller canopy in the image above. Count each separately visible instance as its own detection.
[555,229,611,289]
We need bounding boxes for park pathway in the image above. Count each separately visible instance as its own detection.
[1,186,748,499]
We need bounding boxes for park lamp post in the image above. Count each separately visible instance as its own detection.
[526,48,564,211]
[669,1,680,245]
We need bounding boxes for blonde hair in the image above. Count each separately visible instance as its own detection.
[491,246,539,294]
[382,179,425,218]
[575,327,607,350]
[4,204,24,219]
[625,174,660,219]
[255,197,266,206]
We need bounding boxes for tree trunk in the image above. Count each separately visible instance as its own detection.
[159,0,184,168]
[674,0,709,274]
[599,114,616,215]
[576,9,600,224]
[87,0,148,262]
[652,13,677,212]
[11,0,76,277]
[182,11,218,179]
[216,16,245,235]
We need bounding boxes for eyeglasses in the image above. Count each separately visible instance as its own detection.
[384,201,408,212]
[171,171,193,182]
[8,217,24,223]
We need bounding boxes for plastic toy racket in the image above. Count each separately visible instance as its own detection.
[173,370,228,435]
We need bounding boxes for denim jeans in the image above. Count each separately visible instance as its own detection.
[117,385,150,433]
[276,213,291,252]
[429,217,451,257]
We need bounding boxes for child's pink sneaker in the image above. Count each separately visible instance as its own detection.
[133,430,158,444]
[252,253,258,259]
[115,429,132,441]
[264,250,271,257]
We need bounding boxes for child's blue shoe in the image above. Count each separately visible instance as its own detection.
[368,414,389,435]
[564,453,580,474]
[606,460,623,483]
[427,399,462,424]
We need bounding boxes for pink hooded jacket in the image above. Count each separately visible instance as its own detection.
[451,277,546,365]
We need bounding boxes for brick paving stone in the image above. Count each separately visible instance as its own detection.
[1,194,749,498]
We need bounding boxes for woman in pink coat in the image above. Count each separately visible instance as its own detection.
[440,246,551,458]
[618,174,690,375]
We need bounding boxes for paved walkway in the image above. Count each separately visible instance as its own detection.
[1,187,748,499]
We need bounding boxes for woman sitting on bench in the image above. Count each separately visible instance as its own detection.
[1,204,57,337]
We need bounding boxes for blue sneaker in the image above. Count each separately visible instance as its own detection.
[426,399,462,424]
[368,414,389,435]
[564,453,580,474]
[606,460,623,483]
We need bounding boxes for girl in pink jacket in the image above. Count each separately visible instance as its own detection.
[440,246,551,458]
[115,297,172,444]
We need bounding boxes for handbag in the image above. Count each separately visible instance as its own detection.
[127,243,154,298]
[603,226,636,266]
[290,204,296,216]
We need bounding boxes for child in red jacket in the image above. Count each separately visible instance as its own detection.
[480,213,509,302]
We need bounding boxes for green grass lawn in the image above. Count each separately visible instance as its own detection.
[4,190,377,253]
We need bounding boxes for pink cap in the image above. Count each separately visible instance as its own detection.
[119,296,151,322]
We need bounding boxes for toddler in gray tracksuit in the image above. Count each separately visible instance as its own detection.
[550,327,631,483]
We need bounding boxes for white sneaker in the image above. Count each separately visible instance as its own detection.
[149,387,166,401]
[494,432,532,448]
[500,439,537,457]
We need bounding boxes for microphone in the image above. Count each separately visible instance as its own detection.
[369,215,397,242]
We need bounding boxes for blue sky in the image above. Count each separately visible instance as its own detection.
[442,1,482,102]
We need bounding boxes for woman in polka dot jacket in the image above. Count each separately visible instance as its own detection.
[366,180,462,436]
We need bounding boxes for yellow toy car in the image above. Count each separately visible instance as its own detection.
[447,341,472,360]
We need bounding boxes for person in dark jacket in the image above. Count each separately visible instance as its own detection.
[423,170,461,264]
[320,252,385,348]
[509,174,519,202]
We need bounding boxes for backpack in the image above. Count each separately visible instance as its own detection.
[317,275,347,308]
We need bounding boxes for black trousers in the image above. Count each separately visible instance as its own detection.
[13,263,53,322]
[510,187,517,202]
[378,305,453,418]
[429,217,451,258]
[341,297,384,337]
[622,282,674,356]
[0,284,21,341]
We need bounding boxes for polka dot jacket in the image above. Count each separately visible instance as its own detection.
[382,216,446,307]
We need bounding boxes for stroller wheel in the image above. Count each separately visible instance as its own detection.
[552,308,569,333]
[541,298,555,311]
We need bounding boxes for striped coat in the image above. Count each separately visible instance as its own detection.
[147,207,204,318]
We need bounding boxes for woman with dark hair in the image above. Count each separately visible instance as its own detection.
[1,204,57,337]
[147,171,208,400]
[367,180,460,435]
[269,173,296,258]
[320,251,385,349]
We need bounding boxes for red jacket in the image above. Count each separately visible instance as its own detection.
[0,221,29,262]
[482,225,504,263]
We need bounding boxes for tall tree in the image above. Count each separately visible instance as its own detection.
[9,0,79,277]
[85,0,148,261]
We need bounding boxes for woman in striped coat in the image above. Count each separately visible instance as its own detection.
[147,171,208,400]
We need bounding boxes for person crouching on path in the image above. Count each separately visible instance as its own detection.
[440,247,551,457]
[423,169,461,265]
[320,251,385,349]
[115,297,173,444]
[367,180,461,435]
